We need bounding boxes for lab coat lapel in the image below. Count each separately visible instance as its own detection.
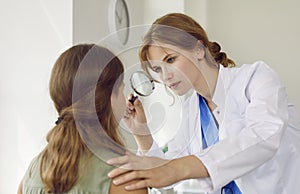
[188,91,204,151]
[212,65,228,139]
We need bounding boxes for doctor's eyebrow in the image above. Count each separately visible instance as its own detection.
[161,53,171,62]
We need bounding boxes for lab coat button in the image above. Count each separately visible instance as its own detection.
[216,110,220,114]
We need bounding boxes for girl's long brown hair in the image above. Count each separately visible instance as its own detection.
[39,44,125,193]
[139,13,236,75]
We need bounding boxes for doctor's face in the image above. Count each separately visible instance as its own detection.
[147,44,202,96]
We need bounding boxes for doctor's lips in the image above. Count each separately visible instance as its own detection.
[168,81,181,89]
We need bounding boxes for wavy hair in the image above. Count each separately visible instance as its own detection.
[39,44,125,193]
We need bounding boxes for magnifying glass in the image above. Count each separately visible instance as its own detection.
[129,71,155,103]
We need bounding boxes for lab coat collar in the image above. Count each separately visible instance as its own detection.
[212,65,227,110]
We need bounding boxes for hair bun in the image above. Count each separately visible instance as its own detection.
[216,52,227,66]
[210,42,221,54]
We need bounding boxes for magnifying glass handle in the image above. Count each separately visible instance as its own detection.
[129,95,137,104]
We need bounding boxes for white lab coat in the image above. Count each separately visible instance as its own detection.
[144,61,300,194]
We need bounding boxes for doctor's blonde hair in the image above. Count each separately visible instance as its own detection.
[139,13,236,75]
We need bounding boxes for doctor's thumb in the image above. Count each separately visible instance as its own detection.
[133,98,145,113]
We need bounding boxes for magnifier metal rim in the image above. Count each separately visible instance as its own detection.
[130,71,155,96]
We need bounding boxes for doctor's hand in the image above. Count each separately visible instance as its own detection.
[123,95,149,136]
[107,153,209,190]
[107,152,180,190]
[123,95,153,152]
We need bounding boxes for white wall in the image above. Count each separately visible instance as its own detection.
[73,0,110,44]
[73,0,144,44]
[205,0,300,115]
[0,0,72,193]
[143,0,184,24]
[184,0,207,29]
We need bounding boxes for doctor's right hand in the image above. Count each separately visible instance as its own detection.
[123,94,149,136]
[123,95,153,152]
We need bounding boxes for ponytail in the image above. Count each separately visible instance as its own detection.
[40,107,88,193]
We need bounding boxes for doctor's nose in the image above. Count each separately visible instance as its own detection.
[161,66,173,83]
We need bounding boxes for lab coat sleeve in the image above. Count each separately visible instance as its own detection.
[196,62,289,191]
[136,123,193,159]
[136,140,165,157]
[137,95,195,159]
[135,123,194,190]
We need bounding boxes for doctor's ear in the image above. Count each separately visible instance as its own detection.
[195,40,205,60]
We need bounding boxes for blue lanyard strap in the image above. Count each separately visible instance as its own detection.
[198,95,219,149]
[198,95,242,194]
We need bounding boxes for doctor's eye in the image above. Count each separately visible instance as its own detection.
[166,56,176,64]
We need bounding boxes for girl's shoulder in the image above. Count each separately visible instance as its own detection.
[22,154,113,194]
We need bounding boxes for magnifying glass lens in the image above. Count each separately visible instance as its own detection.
[130,71,154,103]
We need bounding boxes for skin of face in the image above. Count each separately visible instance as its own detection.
[111,82,127,122]
[148,43,205,96]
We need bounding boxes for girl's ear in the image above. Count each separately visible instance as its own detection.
[196,40,205,60]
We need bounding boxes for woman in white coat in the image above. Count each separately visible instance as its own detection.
[107,13,300,194]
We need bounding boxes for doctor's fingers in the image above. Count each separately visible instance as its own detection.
[126,94,137,109]
[107,154,129,166]
[123,107,136,119]
[107,159,150,179]
[112,170,152,189]
[132,98,146,115]
[107,152,139,165]
[107,165,132,178]
[124,179,151,191]
[125,107,134,115]
[124,107,135,119]
[112,169,174,190]
[128,99,147,124]
[117,166,182,190]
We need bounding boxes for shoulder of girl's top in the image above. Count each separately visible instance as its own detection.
[27,154,41,168]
